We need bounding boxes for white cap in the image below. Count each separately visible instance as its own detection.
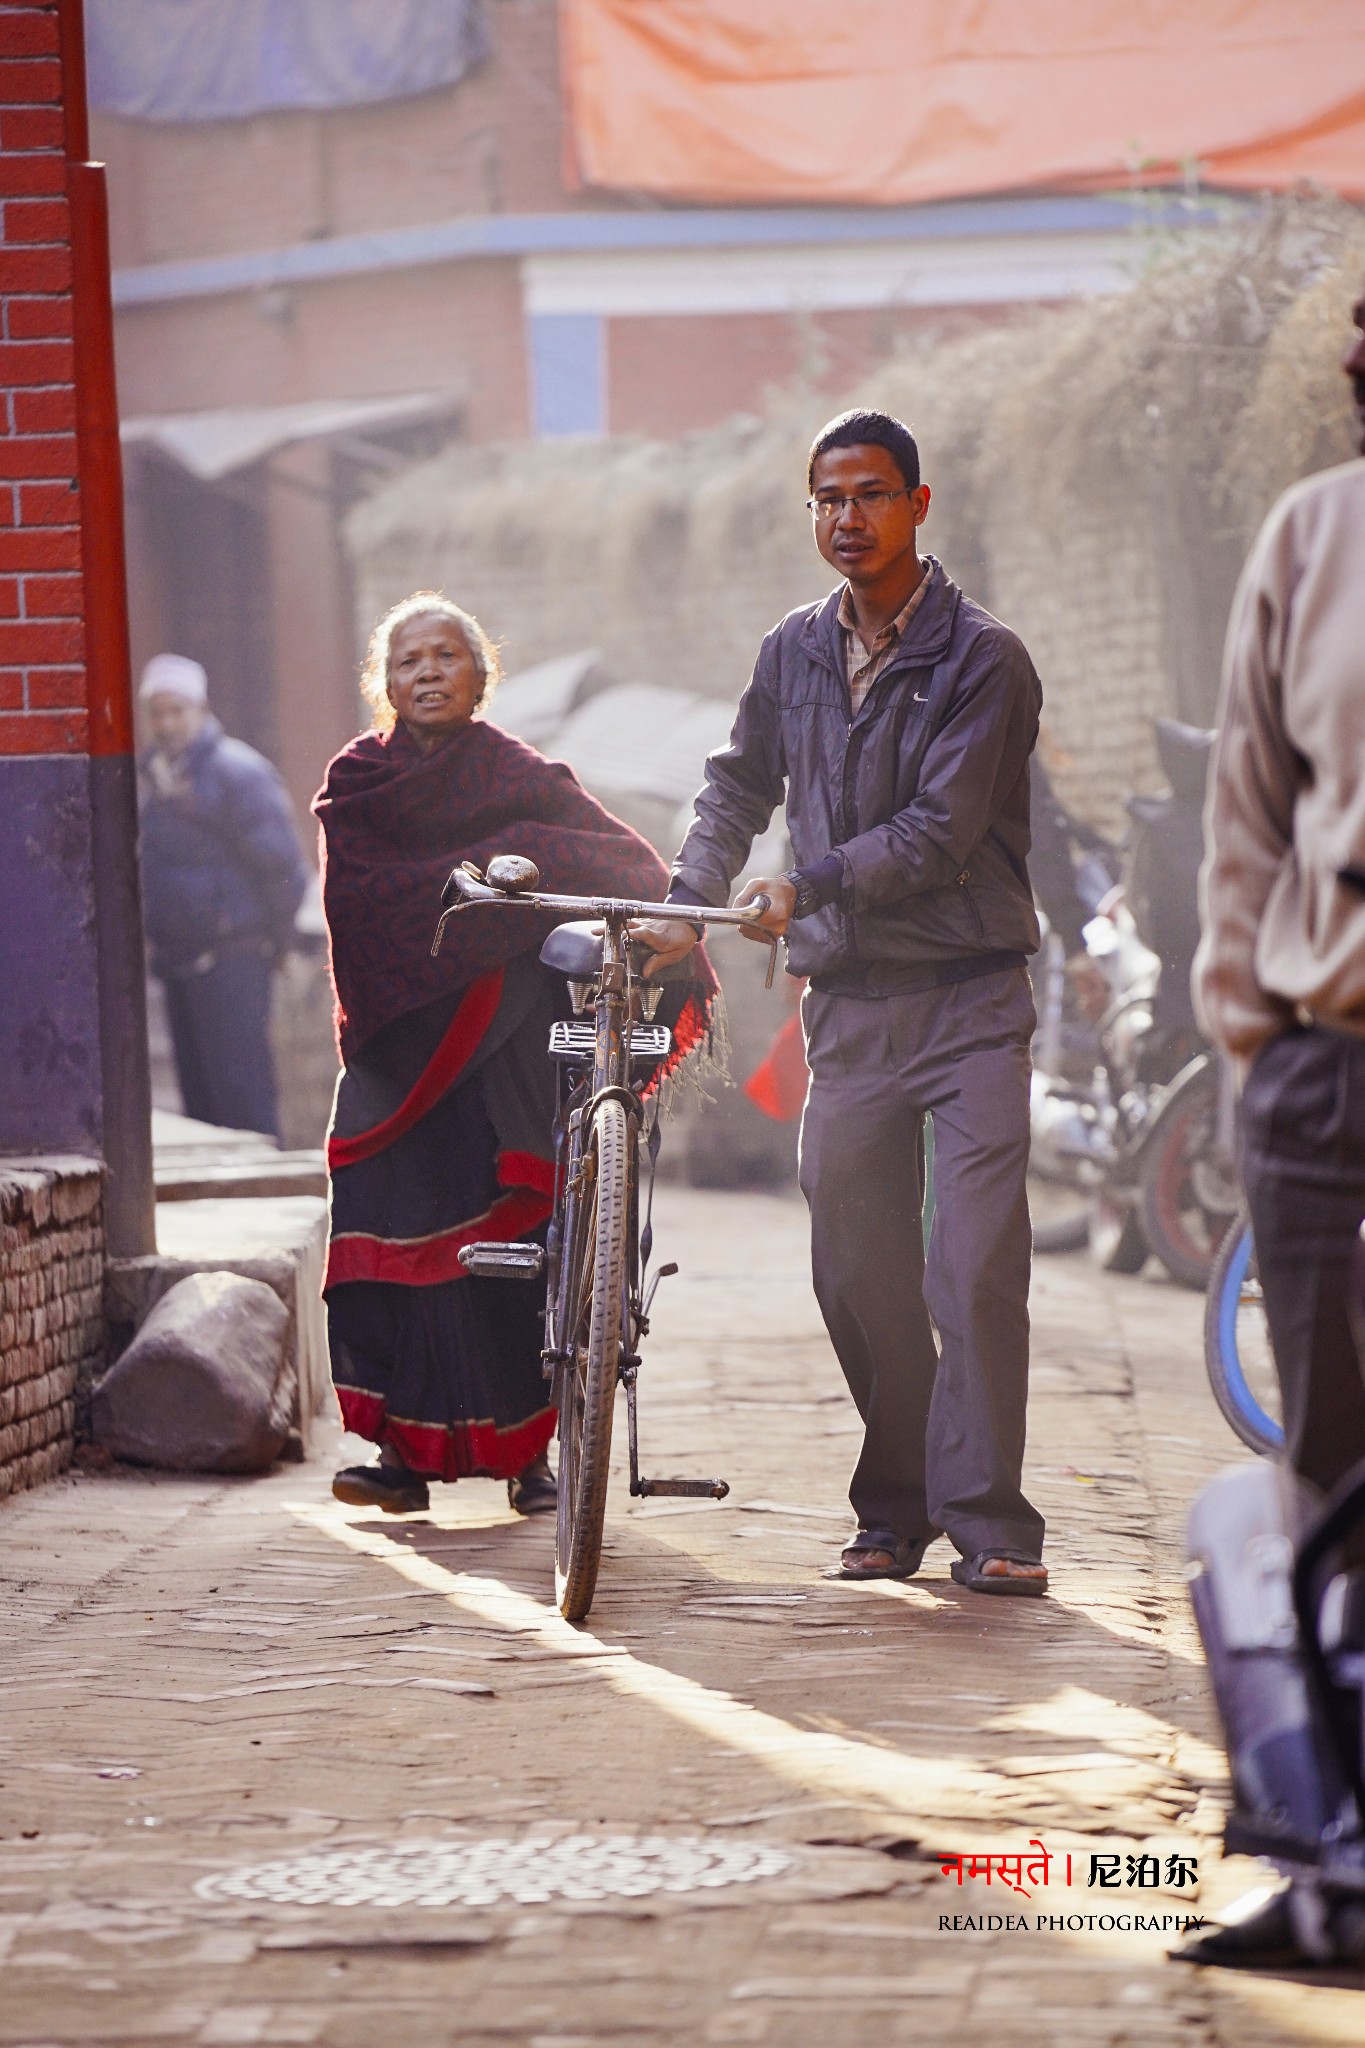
[139,653,208,706]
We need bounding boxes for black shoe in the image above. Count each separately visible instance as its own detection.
[333,1463,430,1515]
[1173,1880,1365,1969]
[508,1458,557,1517]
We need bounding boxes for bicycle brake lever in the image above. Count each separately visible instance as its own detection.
[441,862,490,910]
[747,899,780,990]
[435,864,504,950]
[734,891,780,989]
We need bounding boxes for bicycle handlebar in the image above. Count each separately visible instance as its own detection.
[438,861,771,926]
[432,859,779,983]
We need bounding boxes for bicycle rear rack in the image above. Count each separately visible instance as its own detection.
[548,1020,672,1065]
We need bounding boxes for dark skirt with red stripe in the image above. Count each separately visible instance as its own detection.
[324,950,564,1482]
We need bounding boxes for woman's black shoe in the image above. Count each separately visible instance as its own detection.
[333,1463,430,1514]
[508,1457,557,1517]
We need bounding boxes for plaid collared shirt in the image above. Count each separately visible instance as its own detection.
[838,562,936,718]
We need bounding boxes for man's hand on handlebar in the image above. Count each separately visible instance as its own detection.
[631,877,794,979]
[733,876,795,942]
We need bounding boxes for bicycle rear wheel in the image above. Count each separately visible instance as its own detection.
[555,1097,631,1622]
[1203,1213,1284,1457]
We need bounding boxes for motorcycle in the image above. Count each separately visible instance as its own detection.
[1029,884,1172,1271]
[1028,720,1238,1285]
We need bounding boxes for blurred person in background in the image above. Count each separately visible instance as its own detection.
[138,654,307,1140]
[1183,286,1365,1968]
[635,408,1048,1597]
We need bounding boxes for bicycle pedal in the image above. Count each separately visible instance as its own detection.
[631,1477,730,1500]
[457,1242,546,1280]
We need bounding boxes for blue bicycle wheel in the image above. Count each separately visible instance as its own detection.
[1202,1215,1284,1456]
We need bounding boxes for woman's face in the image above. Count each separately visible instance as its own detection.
[386,612,483,747]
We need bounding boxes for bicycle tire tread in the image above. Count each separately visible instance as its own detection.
[555,1098,631,1621]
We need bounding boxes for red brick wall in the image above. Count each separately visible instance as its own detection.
[0,0,85,757]
[0,1158,103,1499]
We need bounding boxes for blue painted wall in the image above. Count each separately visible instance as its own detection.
[528,311,605,437]
[0,759,104,1153]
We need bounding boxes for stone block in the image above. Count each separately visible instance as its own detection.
[104,1194,329,1456]
[92,1270,290,1474]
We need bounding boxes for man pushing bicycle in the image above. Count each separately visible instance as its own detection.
[634,408,1049,1595]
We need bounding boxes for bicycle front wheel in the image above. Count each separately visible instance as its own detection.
[1203,1213,1284,1457]
[555,1096,631,1622]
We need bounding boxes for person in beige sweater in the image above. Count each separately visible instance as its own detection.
[1194,283,1365,1519]
[1180,295,1365,1969]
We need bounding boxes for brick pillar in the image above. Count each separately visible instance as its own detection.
[0,1,104,1160]
[0,0,152,1253]
[0,1,152,1491]
[0,3,85,753]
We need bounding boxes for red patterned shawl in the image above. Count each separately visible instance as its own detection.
[313,717,715,1066]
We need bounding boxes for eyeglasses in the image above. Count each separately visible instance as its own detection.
[806,488,912,521]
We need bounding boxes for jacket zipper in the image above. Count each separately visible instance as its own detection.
[958,868,987,944]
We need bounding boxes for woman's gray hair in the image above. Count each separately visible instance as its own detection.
[358,591,502,731]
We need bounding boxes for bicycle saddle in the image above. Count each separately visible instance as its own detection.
[539,920,695,985]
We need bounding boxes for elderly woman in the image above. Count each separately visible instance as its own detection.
[314,593,714,1516]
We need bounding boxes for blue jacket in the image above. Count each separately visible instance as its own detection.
[138,717,308,973]
[670,561,1042,993]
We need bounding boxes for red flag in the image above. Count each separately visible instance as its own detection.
[744,1008,810,1123]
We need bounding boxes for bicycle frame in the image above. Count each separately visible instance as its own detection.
[437,858,772,1513]
[542,907,641,1392]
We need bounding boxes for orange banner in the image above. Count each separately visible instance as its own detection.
[560,1,1365,205]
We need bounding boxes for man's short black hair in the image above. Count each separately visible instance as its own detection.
[807,409,920,493]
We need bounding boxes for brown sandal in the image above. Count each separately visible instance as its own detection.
[823,1529,931,1581]
[950,1550,1048,1598]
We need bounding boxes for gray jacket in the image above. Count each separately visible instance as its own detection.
[671,561,1042,992]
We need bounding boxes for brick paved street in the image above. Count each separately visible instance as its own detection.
[2,1187,1363,2046]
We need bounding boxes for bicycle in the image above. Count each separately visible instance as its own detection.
[1203,1204,1284,1457]
[431,853,776,1621]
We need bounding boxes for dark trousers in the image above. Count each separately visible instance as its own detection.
[162,946,280,1140]
[798,966,1045,1561]
[1240,1026,1365,1515]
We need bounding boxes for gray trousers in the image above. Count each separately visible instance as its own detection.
[798,966,1045,1561]
[1240,1025,1365,1547]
